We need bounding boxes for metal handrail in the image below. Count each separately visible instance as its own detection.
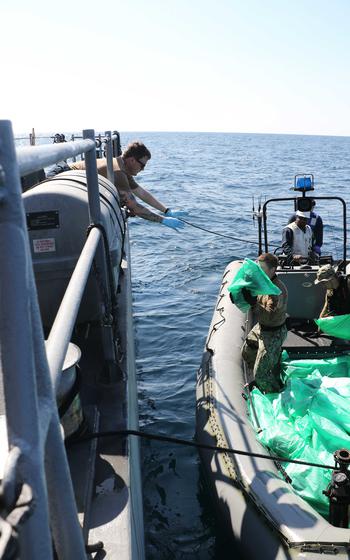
[15,131,119,145]
[0,120,118,559]
[46,227,101,394]
[17,139,95,177]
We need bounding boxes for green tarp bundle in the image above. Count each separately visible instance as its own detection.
[248,352,350,519]
[316,314,350,339]
[228,259,281,312]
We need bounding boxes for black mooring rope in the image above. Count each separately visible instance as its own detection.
[67,428,336,471]
[177,217,261,245]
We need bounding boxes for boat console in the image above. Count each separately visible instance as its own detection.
[257,172,346,266]
[256,173,348,351]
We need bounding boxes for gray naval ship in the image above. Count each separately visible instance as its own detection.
[0,121,144,559]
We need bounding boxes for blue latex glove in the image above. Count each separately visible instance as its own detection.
[162,217,185,231]
[164,208,188,218]
[313,245,321,255]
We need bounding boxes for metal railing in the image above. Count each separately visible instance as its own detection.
[0,121,119,559]
[15,129,122,160]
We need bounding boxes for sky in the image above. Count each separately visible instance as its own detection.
[1,0,350,136]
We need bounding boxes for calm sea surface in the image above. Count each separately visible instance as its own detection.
[124,132,350,559]
[17,131,350,558]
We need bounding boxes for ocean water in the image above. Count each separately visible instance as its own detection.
[124,131,350,559]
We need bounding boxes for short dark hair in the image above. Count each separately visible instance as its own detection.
[257,253,278,269]
[122,141,151,160]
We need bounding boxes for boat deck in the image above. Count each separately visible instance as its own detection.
[283,318,350,354]
[64,254,143,558]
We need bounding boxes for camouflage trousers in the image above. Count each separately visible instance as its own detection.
[242,323,287,393]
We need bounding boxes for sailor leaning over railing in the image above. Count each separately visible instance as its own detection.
[48,140,187,232]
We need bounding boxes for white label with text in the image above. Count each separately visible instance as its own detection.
[33,238,56,253]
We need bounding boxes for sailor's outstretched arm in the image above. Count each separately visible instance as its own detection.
[132,185,187,217]
[121,191,184,230]
[121,190,163,222]
[132,185,167,213]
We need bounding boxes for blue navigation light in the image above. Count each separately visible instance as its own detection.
[294,174,314,192]
[296,177,312,189]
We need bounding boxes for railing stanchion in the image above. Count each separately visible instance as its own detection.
[0,120,53,559]
[105,130,114,184]
[83,129,117,373]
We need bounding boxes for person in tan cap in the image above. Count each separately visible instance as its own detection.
[315,264,350,318]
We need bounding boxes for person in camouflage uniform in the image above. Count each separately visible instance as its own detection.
[314,264,350,318]
[241,253,288,393]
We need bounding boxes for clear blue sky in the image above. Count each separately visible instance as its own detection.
[1,0,350,135]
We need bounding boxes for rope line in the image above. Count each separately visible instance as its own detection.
[178,218,260,245]
[177,217,280,248]
[67,428,336,471]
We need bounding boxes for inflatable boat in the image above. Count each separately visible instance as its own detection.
[196,176,350,559]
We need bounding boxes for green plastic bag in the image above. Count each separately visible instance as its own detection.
[248,354,350,521]
[251,389,307,459]
[315,314,350,339]
[228,259,281,312]
[281,354,350,382]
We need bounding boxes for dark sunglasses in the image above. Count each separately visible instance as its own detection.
[136,158,146,170]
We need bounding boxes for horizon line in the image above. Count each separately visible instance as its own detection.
[13,129,350,139]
